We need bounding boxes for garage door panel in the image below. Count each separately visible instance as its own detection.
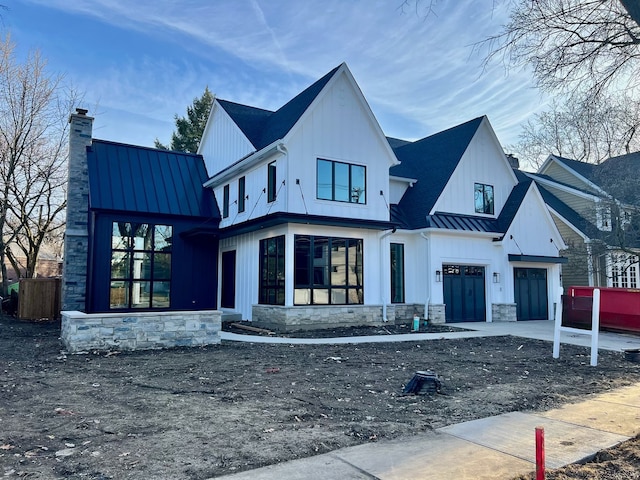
[443,265,486,322]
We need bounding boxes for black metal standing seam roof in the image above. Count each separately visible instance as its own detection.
[426,212,499,232]
[87,140,220,219]
[391,178,533,236]
[217,65,341,150]
[388,116,484,229]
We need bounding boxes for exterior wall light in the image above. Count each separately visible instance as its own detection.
[493,272,500,283]
[435,270,442,282]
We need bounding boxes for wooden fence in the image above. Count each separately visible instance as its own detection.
[18,278,61,321]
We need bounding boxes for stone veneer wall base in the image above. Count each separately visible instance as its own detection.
[428,304,446,324]
[492,303,518,322]
[251,303,429,332]
[61,310,222,353]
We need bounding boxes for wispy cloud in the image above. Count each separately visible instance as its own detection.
[17,0,546,147]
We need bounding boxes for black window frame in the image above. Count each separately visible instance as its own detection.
[238,176,246,213]
[259,235,285,305]
[109,222,172,310]
[294,235,364,305]
[316,158,366,204]
[267,161,277,203]
[223,184,230,218]
[474,182,494,215]
[390,243,405,303]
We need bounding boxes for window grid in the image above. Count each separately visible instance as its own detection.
[110,222,172,310]
[259,235,285,305]
[316,158,366,204]
[294,235,363,305]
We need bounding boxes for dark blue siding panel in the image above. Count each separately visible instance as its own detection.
[88,213,218,313]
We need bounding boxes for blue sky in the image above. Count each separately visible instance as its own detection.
[6,0,548,155]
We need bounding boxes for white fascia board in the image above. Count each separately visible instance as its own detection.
[196,94,217,156]
[548,207,590,242]
[543,155,608,197]
[390,175,418,186]
[537,154,557,174]
[525,172,601,201]
[203,139,284,188]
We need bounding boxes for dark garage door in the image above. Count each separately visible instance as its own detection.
[514,267,548,320]
[443,265,486,322]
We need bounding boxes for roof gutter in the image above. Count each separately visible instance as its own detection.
[203,139,285,188]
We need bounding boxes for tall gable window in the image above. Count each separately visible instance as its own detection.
[294,235,363,305]
[238,176,246,213]
[474,183,494,215]
[259,235,285,305]
[317,159,366,204]
[267,161,277,202]
[110,222,172,310]
[223,184,230,218]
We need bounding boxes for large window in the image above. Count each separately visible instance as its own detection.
[110,222,172,310]
[317,159,366,204]
[267,161,277,203]
[259,235,285,305]
[474,183,494,214]
[390,243,405,303]
[294,235,363,305]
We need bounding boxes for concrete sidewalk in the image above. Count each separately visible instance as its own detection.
[212,383,640,480]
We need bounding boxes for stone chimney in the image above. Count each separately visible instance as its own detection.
[61,108,94,311]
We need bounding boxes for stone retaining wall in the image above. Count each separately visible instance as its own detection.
[61,310,222,353]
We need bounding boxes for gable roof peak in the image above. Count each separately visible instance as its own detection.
[217,64,343,150]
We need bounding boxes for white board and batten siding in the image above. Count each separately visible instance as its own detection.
[220,224,389,321]
[199,101,255,178]
[431,120,518,216]
[284,71,396,222]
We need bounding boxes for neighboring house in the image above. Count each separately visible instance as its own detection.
[63,63,567,329]
[3,243,62,282]
[528,153,640,290]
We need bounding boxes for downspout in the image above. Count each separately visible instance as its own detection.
[276,143,288,211]
[380,228,396,322]
[420,232,431,320]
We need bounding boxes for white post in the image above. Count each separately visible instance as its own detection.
[552,287,563,359]
[590,288,600,366]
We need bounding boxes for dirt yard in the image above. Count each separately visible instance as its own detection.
[1,315,640,480]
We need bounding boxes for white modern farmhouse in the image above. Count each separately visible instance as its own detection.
[62,62,567,338]
[197,63,567,329]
